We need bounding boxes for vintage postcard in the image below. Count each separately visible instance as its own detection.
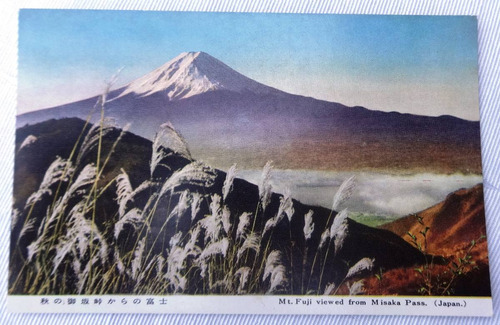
[9,10,492,316]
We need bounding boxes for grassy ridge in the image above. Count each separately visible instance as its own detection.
[11,109,428,295]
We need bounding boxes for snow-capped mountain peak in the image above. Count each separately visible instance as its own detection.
[115,51,277,101]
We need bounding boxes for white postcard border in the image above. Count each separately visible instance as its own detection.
[7,295,493,317]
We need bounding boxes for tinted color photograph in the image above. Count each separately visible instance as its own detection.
[11,10,490,300]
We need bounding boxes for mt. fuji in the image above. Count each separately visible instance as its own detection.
[114,51,281,101]
[17,52,481,173]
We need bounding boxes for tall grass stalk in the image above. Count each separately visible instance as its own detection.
[303,176,356,293]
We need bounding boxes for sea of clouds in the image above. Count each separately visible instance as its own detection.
[238,169,483,217]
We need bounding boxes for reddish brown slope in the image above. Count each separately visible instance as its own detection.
[380,183,486,254]
[362,184,490,296]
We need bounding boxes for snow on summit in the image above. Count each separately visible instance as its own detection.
[115,51,278,101]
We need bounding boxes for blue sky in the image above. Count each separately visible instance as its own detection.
[18,10,479,120]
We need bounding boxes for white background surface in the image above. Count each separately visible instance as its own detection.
[1,0,499,324]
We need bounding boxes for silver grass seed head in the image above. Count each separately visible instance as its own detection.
[263,250,282,282]
[11,208,20,231]
[222,163,237,201]
[37,207,50,237]
[167,245,188,275]
[168,190,191,220]
[333,223,348,254]
[19,218,35,239]
[159,162,217,198]
[27,240,40,263]
[331,175,356,212]
[259,161,273,211]
[323,283,336,296]
[199,238,229,261]
[151,122,185,175]
[319,229,330,249]
[209,193,221,218]
[330,209,349,253]
[150,122,191,177]
[236,212,252,240]
[200,214,223,243]
[185,224,202,254]
[235,266,251,294]
[236,232,261,261]
[221,205,232,235]
[169,232,183,249]
[348,280,365,295]
[72,258,82,277]
[78,118,116,165]
[156,255,165,274]
[68,164,98,197]
[25,157,74,207]
[303,210,315,240]
[114,250,126,275]
[263,214,281,237]
[60,203,89,257]
[345,257,375,279]
[115,168,133,217]
[158,122,192,160]
[150,145,170,177]
[52,201,108,275]
[132,180,154,198]
[19,134,37,151]
[267,265,288,294]
[114,208,143,240]
[200,194,224,242]
[190,192,203,221]
[278,188,294,223]
[131,238,146,281]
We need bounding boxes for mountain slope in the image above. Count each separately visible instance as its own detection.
[11,118,429,295]
[16,52,482,173]
[361,184,491,296]
[380,184,487,254]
